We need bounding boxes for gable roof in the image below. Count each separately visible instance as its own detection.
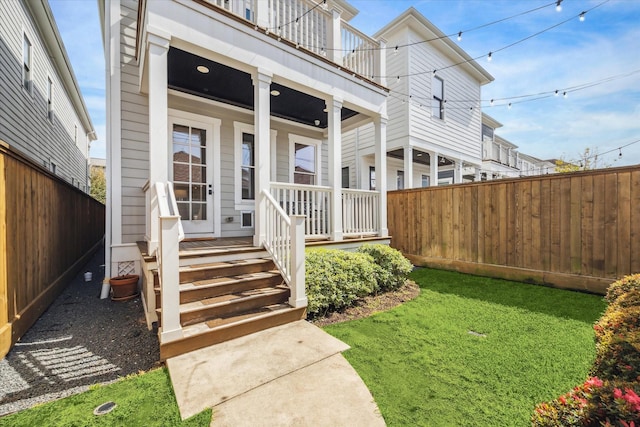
[374,7,494,85]
[25,0,96,140]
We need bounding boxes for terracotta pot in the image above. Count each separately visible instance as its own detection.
[109,274,139,301]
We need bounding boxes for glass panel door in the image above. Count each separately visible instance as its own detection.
[171,120,214,234]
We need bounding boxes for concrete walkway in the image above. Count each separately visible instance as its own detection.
[166,320,385,426]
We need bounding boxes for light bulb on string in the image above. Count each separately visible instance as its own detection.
[490,99,494,106]
[508,103,512,110]
[487,52,492,62]
[394,46,399,54]
[555,90,559,96]
[563,91,568,98]
[579,12,586,22]
[457,32,462,41]
[556,0,562,12]
[619,148,622,158]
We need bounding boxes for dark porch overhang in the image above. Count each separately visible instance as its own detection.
[167,47,359,129]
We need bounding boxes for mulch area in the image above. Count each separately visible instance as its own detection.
[310,280,421,327]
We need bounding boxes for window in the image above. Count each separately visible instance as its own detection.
[421,174,429,187]
[23,34,32,92]
[397,170,404,190]
[241,133,255,200]
[432,76,444,119]
[482,124,494,140]
[369,166,376,191]
[341,167,349,189]
[47,77,54,121]
[293,143,316,185]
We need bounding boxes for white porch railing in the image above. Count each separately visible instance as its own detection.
[341,21,377,78]
[155,182,185,343]
[206,0,381,80]
[270,182,332,239]
[263,190,307,308]
[342,188,379,236]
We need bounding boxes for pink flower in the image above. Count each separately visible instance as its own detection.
[623,389,640,411]
[614,388,623,399]
[559,395,567,405]
[585,377,603,388]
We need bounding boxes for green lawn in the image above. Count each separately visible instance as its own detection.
[324,268,607,427]
[0,368,210,427]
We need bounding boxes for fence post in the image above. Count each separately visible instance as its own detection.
[289,215,307,308]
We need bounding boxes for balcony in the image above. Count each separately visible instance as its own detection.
[203,0,384,83]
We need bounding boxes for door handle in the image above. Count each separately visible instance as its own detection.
[208,184,212,195]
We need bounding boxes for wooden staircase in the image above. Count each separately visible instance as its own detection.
[152,246,306,360]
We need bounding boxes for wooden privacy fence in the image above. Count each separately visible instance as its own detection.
[0,141,105,358]
[388,165,640,294]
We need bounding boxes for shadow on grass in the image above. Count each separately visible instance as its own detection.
[410,267,607,324]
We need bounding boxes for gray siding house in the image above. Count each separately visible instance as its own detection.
[0,0,95,190]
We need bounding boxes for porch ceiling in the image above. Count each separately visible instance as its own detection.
[386,149,454,167]
[167,48,359,128]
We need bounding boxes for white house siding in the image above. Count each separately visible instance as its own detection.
[406,28,482,165]
[0,0,91,190]
[384,31,410,151]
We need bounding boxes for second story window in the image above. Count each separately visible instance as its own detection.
[432,76,444,119]
[23,34,32,92]
[47,77,54,121]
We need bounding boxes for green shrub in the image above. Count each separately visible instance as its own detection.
[532,274,640,426]
[606,273,640,304]
[305,248,377,317]
[356,244,413,292]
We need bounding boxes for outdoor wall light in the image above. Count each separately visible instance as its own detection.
[270,90,280,96]
[196,65,209,74]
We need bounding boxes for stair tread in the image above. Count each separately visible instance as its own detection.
[179,286,289,313]
[182,257,272,271]
[180,304,295,338]
[181,270,282,290]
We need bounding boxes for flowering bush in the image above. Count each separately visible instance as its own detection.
[606,274,640,305]
[532,274,640,426]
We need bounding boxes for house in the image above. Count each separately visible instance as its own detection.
[0,0,96,191]
[481,113,556,179]
[342,7,494,191]
[99,0,389,358]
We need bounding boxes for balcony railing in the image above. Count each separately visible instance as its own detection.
[206,0,382,81]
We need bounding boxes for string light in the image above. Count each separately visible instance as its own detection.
[490,99,494,106]
[487,52,492,62]
[556,0,563,12]
[457,32,462,41]
[579,12,586,21]
[563,91,568,98]
[508,103,512,109]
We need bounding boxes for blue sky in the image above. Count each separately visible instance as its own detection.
[50,0,640,167]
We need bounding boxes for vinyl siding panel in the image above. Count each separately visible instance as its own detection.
[406,28,483,164]
[0,0,91,190]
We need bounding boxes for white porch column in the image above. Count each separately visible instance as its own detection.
[327,96,343,241]
[147,28,171,254]
[253,69,272,247]
[328,8,342,65]
[454,160,463,183]
[403,146,413,189]
[374,116,388,237]
[375,38,387,86]
[475,167,482,182]
[429,151,438,187]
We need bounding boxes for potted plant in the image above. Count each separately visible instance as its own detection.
[109,274,139,301]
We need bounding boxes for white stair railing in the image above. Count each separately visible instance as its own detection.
[155,182,184,343]
[263,189,307,308]
[270,182,332,239]
[342,188,380,236]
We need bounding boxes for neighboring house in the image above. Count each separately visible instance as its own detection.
[342,7,494,191]
[100,0,389,358]
[481,113,555,179]
[90,157,106,173]
[0,0,96,191]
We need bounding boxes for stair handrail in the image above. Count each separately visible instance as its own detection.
[262,189,307,309]
[155,182,184,343]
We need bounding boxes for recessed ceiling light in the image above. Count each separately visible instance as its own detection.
[323,108,328,112]
[196,65,210,74]
[270,90,280,96]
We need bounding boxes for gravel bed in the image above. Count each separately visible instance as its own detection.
[0,243,160,417]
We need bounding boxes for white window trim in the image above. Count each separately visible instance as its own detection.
[288,133,321,184]
[432,76,445,120]
[233,121,277,211]
[22,30,33,95]
[46,75,54,122]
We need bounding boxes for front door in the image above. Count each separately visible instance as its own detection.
[169,115,215,235]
